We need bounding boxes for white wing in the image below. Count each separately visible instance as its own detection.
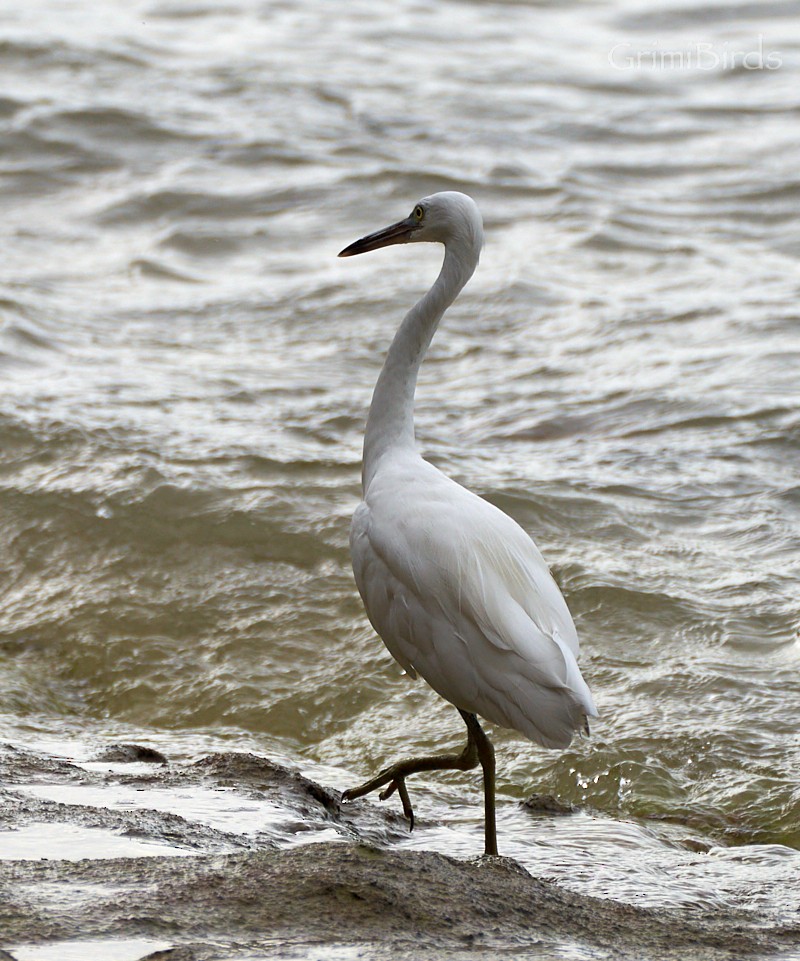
[351,454,597,750]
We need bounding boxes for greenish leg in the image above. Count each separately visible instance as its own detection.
[341,708,498,856]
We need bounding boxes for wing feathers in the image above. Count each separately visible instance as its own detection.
[350,461,597,747]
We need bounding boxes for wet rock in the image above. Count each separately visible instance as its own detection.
[0,743,84,785]
[186,751,412,843]
[142,949,198,960]
[2,789,254,854]
[191,752,337,813]
[1,843,795,960]
[93,743,169,765]
[522,793,579,815]
[1,744,798,961]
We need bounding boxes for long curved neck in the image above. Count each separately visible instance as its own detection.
[363,242,478,492]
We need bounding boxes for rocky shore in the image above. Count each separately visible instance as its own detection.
[1,743,797,960]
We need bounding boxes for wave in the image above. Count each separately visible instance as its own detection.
[0,127,118,193]
[96,185,319,226]
[614,0,800,30]
[38,105,203,147]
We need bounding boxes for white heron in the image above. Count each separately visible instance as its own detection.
[339,192,597,856]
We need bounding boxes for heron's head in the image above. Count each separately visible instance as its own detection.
[338,191,483,259]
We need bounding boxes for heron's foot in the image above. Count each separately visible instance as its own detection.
[340,712,497,855]
[340,735,480,833]
[379,776,415,829]
[342,767,416,830]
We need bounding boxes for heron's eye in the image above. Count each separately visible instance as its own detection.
[413,205,424,221]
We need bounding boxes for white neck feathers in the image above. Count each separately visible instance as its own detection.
[362,238,480,491]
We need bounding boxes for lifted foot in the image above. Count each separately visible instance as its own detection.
[341,709,498,855]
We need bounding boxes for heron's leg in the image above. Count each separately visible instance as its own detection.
[341,709,499,854]
[341,708,480,831]
[462,711,497,856]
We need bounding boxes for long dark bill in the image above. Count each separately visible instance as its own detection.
[338,216,416,257]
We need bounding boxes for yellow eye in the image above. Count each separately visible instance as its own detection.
[413,205,424,221]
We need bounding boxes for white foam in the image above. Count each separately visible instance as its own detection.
[0,823,194,861]
[16,781,287,838]
[9,939,173,961]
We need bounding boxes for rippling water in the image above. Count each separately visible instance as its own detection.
[1,0,799,923]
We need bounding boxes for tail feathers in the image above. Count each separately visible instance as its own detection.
[489,678,593,750]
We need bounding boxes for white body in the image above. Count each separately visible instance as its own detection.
[347,192,597,749]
